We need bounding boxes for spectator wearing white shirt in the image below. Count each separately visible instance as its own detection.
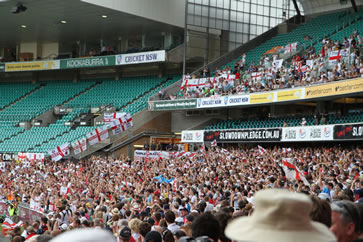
[165,210,180,234]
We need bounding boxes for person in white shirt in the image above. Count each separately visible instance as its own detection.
[165,210,180,234]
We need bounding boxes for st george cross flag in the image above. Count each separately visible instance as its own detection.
[281,159,309,186]
[2,218,23,236]
[48,143,70,161]
[258,145,266,155]
[111,113,133,135]
[104,112,127,123]
[26,153,45,161]
[284,42,297,53]
[86,125,109,146]
[329,50,342,65]
[71,137,87,155]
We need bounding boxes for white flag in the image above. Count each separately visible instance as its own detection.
[48,143,70,161]
[71,137,87,154]
[104,112,127,123]
[111,113,133,135]
[86,125,109,146]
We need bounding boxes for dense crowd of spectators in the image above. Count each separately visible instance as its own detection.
[0,144,362,242]
[164,32,363,100]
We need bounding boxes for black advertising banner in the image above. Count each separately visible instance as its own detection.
[204,128,282,142]
[334,124,363,140]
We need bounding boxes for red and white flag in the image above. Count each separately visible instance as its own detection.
[71,137,87,155]
[2,218,23,236]
[86,125,109,146]
[200,144,205,153]
[328,50,342,65]
[281,159,309,186]
[284,42,297,53]
[111,113,133,135]
[211,140,217,147]
[48,143,70,161]
[104,112,127,123]
[258,145,266,155]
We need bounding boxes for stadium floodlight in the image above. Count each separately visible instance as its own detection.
[11,3,27,14]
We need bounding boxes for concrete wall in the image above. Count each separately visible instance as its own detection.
[40,43,59,59]
[83,0,186,28]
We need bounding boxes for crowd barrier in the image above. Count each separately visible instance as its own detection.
[0,201,44,222]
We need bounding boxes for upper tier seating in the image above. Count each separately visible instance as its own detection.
[205,112,363,130]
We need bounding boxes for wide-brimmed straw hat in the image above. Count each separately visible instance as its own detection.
[225,189,336,242]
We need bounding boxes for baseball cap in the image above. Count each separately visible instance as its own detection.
[120,226,132,240]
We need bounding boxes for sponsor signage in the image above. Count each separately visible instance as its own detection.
[277,89,303,102]
[60,56,115,69]
[134,150,163,161]
[250,92,274,104]
[0,153,16,161]
[181,130,204,143]
[334,123,363,140]
[197,95,250,109]
[204,128,281,142]
[0,63,4,72]
[5,60,60,72]
[281,125,334,141]
[149,99,197,111]
[305,78,363,99]
[116,50,166,65]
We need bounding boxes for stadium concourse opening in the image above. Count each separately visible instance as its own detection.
[0,0,362,242]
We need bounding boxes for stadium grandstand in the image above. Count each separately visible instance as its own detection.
[0,0,362,242]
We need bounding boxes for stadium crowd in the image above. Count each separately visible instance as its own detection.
[0,144,362,242]
[164,32,363,100]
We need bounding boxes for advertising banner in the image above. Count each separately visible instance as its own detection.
[305,78,363,99]
[181,74,235,90]
[181,130,204,143]
[204,128,281,142]
[116,50,166,65]
[60,56,115,69]
[149,99,197,111]
[277,89,303,102]
[250,92,274,104]
[197,95,250,109]
[5,60,60,72]
[0,153,16,161]
[0,63,4,72]
[334,123,363,140]
[281,125,334,141]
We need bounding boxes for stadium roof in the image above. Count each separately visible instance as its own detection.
[0,0,183,47]
[300,0,363,15]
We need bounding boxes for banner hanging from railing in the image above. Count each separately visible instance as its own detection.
[86,125,109,146]
[48,143,70,161]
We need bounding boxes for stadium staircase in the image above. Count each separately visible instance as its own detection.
[26,75,181,154]
[0,83,43,112]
